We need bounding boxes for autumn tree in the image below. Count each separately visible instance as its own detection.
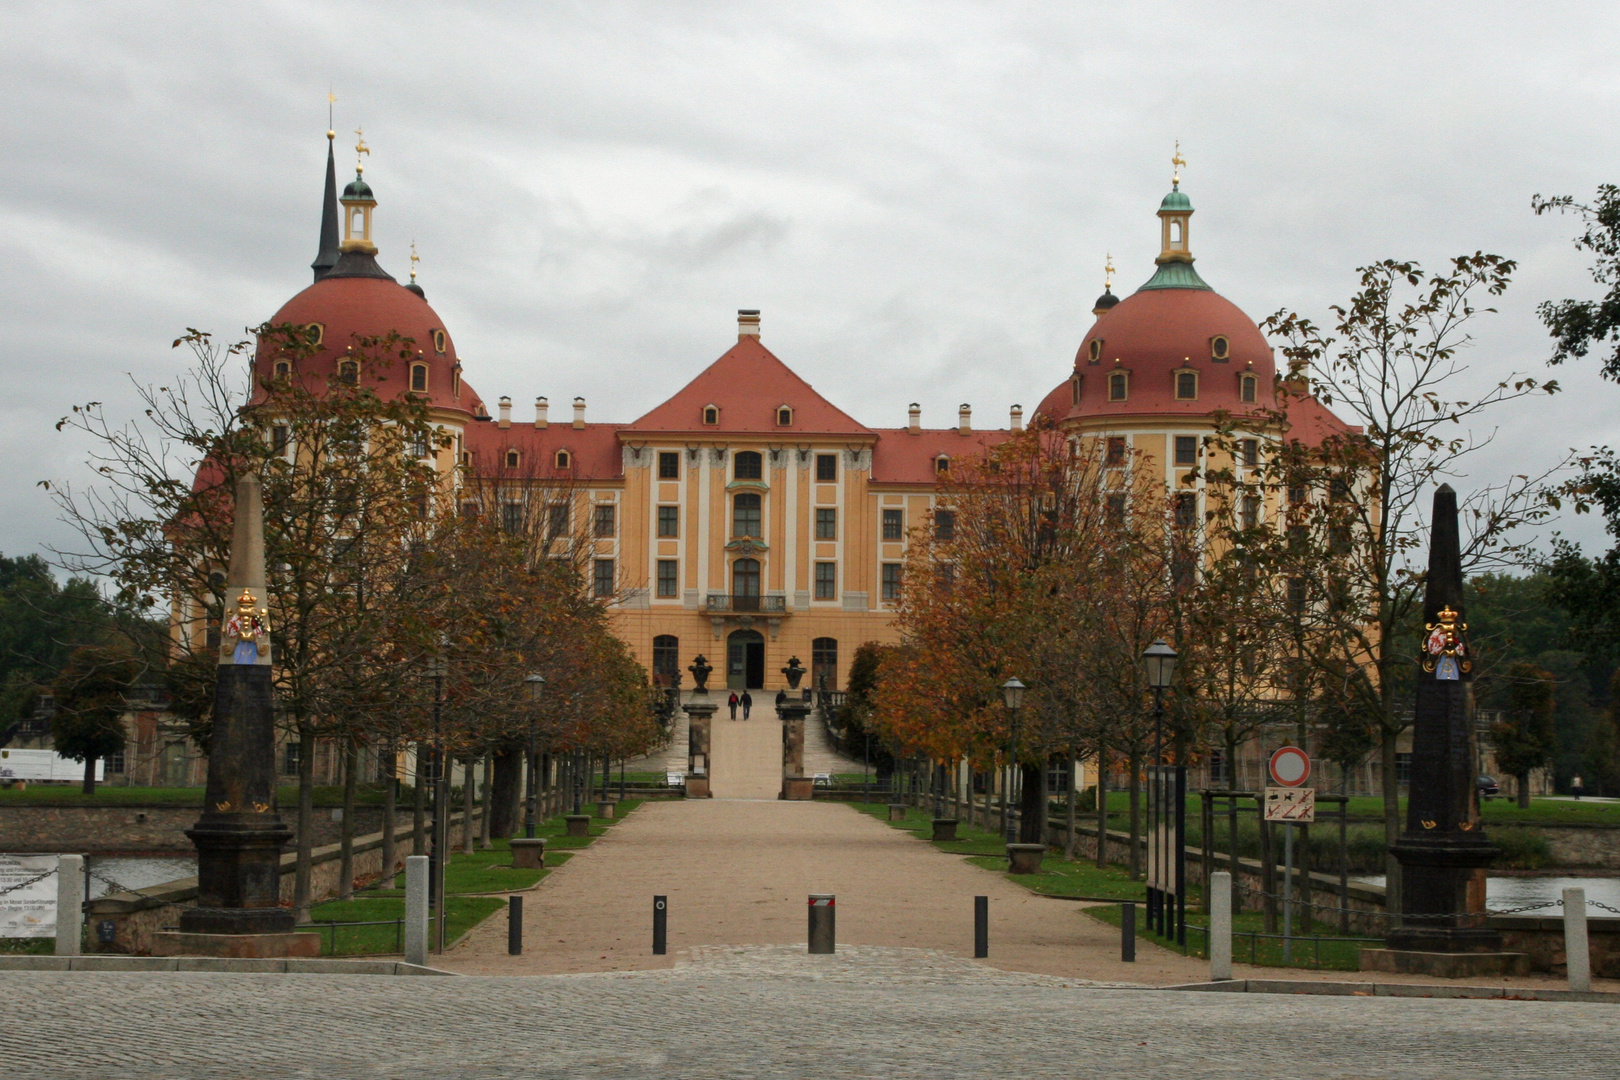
[49,644,139,793]
[1490,662,1557,808]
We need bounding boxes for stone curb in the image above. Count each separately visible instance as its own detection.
[0,956,456,976]
[1162,977,1620,1004]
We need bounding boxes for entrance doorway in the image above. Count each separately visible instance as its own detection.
[727,629,765,690]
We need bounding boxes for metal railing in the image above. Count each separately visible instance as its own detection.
[704,594,787,613]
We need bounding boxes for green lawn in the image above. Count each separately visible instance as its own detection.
[1083,903,1375,972]
[1084,789,1620,827]
[304,895,504,956]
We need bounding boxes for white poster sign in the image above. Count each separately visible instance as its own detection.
[0,854,58,938]
[0,749,103,783]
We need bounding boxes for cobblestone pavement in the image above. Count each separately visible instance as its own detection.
[2,946,1616,1079]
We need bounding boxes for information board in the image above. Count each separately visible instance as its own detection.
[0,854,58,938]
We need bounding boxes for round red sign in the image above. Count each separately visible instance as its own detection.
[1269,746,1311,787]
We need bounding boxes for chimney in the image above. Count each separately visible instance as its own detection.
[1010,404,1023,433]
[572,396,586,429]
[958,403,971,436]
[738,309,761,338]
[497,396,512,429]
[534,396,548,429]
[908,402,921,434]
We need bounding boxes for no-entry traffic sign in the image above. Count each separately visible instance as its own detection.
[1268,746,1311,787]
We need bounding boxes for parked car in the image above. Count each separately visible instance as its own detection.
[1478,775,1500,801]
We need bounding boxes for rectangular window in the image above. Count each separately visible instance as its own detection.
[282,742,300,777]
[816,508,837,540]
[105,749,126,774]
[1176,372,1198,400]
[593,504,615,538]
[656,559,678,598]
[1241,438,1259,468]
[1106,493,1126,526]
[1396,752,1413,787]
[657,505,679,537]
[1174,435,1197,466]
[1108,372,1127,401]
[933,509,955,542]
[1174,493,1197,530]
[1106,436,1126,466]
[1330,476,1351,503]
[732,493,761,538]
[816,454,837,482]
[934,563,955,592]
[271,425,289,454]
[411,434,430,460]
[1240,494,1260,531]
[547,503,570,539]
[658,451,680,479]
[882,508,904,541]
[814,561,836,600]
[502,502,523,534]
[593,559,615,598]
[881,563,902,601]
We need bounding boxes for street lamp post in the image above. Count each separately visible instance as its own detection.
[424,653,449,954]
[523,673,544,839]
[1001,677,1026,846]
[1141,639,1180,943]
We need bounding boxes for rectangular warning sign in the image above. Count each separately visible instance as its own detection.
[1264,786,1316,822]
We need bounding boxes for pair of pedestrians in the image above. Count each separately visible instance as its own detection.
[727,691,753,719]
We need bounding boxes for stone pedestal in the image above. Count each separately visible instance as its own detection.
[1006,843,1046,874]
[565,815,591,838]
[931,819,959,842]
[778,699,810,800]
[684,696,717,799]
[887,803,907,822]
[151,931,320,959]
[782,776,814,801]
[1359,947,1530,979]
[595,799,615,819]
[509,838,546,869]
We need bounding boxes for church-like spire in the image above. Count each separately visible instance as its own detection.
[1137,141,1212,293]
[310,127,341,282]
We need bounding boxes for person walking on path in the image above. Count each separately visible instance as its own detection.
[740,690,753,719]
[728,692,739,720]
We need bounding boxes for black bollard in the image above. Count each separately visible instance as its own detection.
[653,894,667,955]
[1121,902,1136,962]
[508,896,523,956]
[808,894,836,954]
[974,895,988,958]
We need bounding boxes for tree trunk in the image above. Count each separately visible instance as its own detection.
[1019,761,1045,844]
[411,745,427,857]
[489,741,523,838]
[339,736,358,900]
[1127,748,1142,880]
[998,765,1010,839]
[1380,725,1401,913]
[293,724,316,924]
[82,756,97,795]
[1096,750,1109,869]
[381,741,397,888]
[1065,754,1077,858]
[480,755,494,849]
[1517,769,1532,809]
[462,756,476,855]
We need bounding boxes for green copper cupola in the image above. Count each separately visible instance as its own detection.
[1138,142,1212,292]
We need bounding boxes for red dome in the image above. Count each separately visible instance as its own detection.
[252,276,479,417]
[1036,287,1275,423]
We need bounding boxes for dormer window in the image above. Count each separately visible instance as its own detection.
[505,450,520,468]
[1071,375,1081,405]
[451,365,462,398]
[776,405,794,426]
[274,361,291,378]
[339,360,358,385]
[703,405,719,426]
[1108,371,1128,402]
[432,329,446,354]
[1175,371,1198,400]
[555,450,571,469]
[1210,335,1230,361]
[410,363,428,392]
[934,455,950,475]
[1240,374,1258,404]
[1088,339,1102,364]
[305,323,324,346]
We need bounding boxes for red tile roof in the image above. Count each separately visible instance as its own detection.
[462,420,624,482]
[869,428,1011,485]
[622,336,874,437]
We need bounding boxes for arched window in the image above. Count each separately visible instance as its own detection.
[776,406,793,426]
[733,492,761,537]
[1071,375,1081,404]
[703,405,719,425]
[1175,372,1198,400]
[339,360,358,385]
[1170,220,1183,244]
[1108,372,1128,401]
[1088,339,1102,363]
[734,451,763,481]
[410,363,428,392]
[505,450,520,468]
[1240,374,1258,404]
[811,637,838,691]
[652,635,680,687]
[934,455,950,475]
[274,361,291,378]
[732,558,760,609]
[555,450,571,469]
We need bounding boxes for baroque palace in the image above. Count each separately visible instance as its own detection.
[253,133,1352,705]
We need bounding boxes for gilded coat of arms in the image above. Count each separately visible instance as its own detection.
[1421,605,1470,681]
[223,589,270,665]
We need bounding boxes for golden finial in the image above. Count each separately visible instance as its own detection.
[1104,254,1115,292]
[354,126,370,175]
[410,240,419,283]
[1171,140,1186,189]
[327,89,336,140]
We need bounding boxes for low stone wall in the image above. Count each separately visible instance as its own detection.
[84,808,480,956]
[1514,824,1620,869]
[0,803,409,854]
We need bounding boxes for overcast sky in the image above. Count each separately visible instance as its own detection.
[4,2,1620,568]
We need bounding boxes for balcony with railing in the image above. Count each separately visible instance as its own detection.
[705,594,787,614]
